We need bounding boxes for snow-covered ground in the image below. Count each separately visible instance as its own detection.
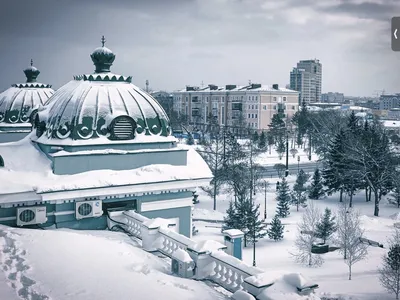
[192,175,399,300]
[0,227,228,300]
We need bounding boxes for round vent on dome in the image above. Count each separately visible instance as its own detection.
[109,116,137,140]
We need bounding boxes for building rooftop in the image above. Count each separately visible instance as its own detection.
[174,84,298,94]
[0,60,54,126]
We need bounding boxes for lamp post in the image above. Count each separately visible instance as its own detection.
[297,155,300,174]
[264,181,267,220]
[252,219,256,267]
[285,130,289,177]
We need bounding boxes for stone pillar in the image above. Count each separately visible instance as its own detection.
[141,220,161,252]
[222,229,244,260]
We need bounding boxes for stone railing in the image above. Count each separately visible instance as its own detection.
[208,251,263,293]
[107,210,149,240]
[156,227,196,257]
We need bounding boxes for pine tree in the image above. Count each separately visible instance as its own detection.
[315,208,337,244]
[223,201,240,231]
[379,243,400,299]
[258,131,267,149]
[392,186,400,208]
[291,169,310,211]
[252,131,259,144]
[268,114,285,144]
[186,132,194,145]
[276,177,291,218]
[309,168,325,200]
[276,137,286,160]
[246,201,267,245]
[267,215,284,241]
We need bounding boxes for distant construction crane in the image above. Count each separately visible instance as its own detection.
[374,89,385,97]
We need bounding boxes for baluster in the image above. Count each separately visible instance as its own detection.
[229,270,238,291]
[213,262,220,279]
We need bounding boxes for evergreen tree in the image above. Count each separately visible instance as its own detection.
[309,168,325,200]
[258,131,267,149]
[267,132,275,154]
[267,215,284,241]
[291,169,310,211]
[186,132,194,145]
[245,201,267,245]
[223,201,240,231]
[276,137,286,160]
[252,131,259,144]
[268,114,285,144]
[379,243,400,299]
[315,208,337,244]
[276,177,291,218]
[392,186,400,208]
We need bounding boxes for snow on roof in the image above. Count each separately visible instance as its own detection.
[189,240,227,253]
[223,229,244,237]
[0,225,224,300]
[382,120,400,128]
[172,248,193,263]
[0,135,212,195]
[173,85,298,94]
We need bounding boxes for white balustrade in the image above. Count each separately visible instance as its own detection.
[209,252,262,293]
[156,227,195,257]
[121,211,149,239]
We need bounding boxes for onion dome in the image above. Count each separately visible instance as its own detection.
[0,60,54,125]
[35,37,171,143]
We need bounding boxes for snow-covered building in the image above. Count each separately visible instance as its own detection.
[0,60,54,143]
[0,39,212,237]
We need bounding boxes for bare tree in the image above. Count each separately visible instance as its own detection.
[336,203,368,280]
[292,201,323,266]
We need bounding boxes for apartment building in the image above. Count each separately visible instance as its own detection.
[290,59,322,104]
[379,94,400,110]
[172,83,299,131]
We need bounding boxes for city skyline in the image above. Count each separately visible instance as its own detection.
[0,0,399,97]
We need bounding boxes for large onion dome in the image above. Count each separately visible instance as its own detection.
[35,37,171,143]
[0,60,54,126]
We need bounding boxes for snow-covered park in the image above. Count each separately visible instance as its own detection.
[192,175,400,300]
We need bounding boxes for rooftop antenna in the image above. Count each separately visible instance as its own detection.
[146,79,149,92]
[201,80,204,88]
[249,79,252,85]
[30,59,33,66]
[101,35,106,47]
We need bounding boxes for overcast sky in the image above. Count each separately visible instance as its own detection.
[0,0,399,96]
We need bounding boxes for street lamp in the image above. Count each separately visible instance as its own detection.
[252,219,256,267]
[297,155,300,174]
[285,130,289,177]
[264,181,267,220]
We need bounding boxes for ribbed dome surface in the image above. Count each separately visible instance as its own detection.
[37,79,171,141]
[0,84,54,125]
[0,60,54,125]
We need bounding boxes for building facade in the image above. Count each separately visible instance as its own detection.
[321,92,344,103]
[290,59,322,104]
[0,40,212,238]
[379,94,400,110]
[172,84,299,132]
[0,60,54,143]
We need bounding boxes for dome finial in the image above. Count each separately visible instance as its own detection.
[90,36,115,73]
[23,59,40,83]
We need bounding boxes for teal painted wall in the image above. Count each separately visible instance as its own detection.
[0,191,192,235]
[141,206,192,237]
[0,131,29,143]
[52,149,188,175]
[37,140,177,154]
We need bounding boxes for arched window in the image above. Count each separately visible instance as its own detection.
[0,155,4,167]
[109,116,136,140]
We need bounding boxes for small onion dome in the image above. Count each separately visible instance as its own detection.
[34,37,171,143]
[0,60,54,125]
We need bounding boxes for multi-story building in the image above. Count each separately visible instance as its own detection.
[290,59,322,104]
[172,83,299,131]
[379,94,400,110]
[321,92,345,103]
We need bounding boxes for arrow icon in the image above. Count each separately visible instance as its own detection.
[395,28,398,39]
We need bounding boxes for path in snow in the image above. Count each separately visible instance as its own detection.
[0,229,50,300]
